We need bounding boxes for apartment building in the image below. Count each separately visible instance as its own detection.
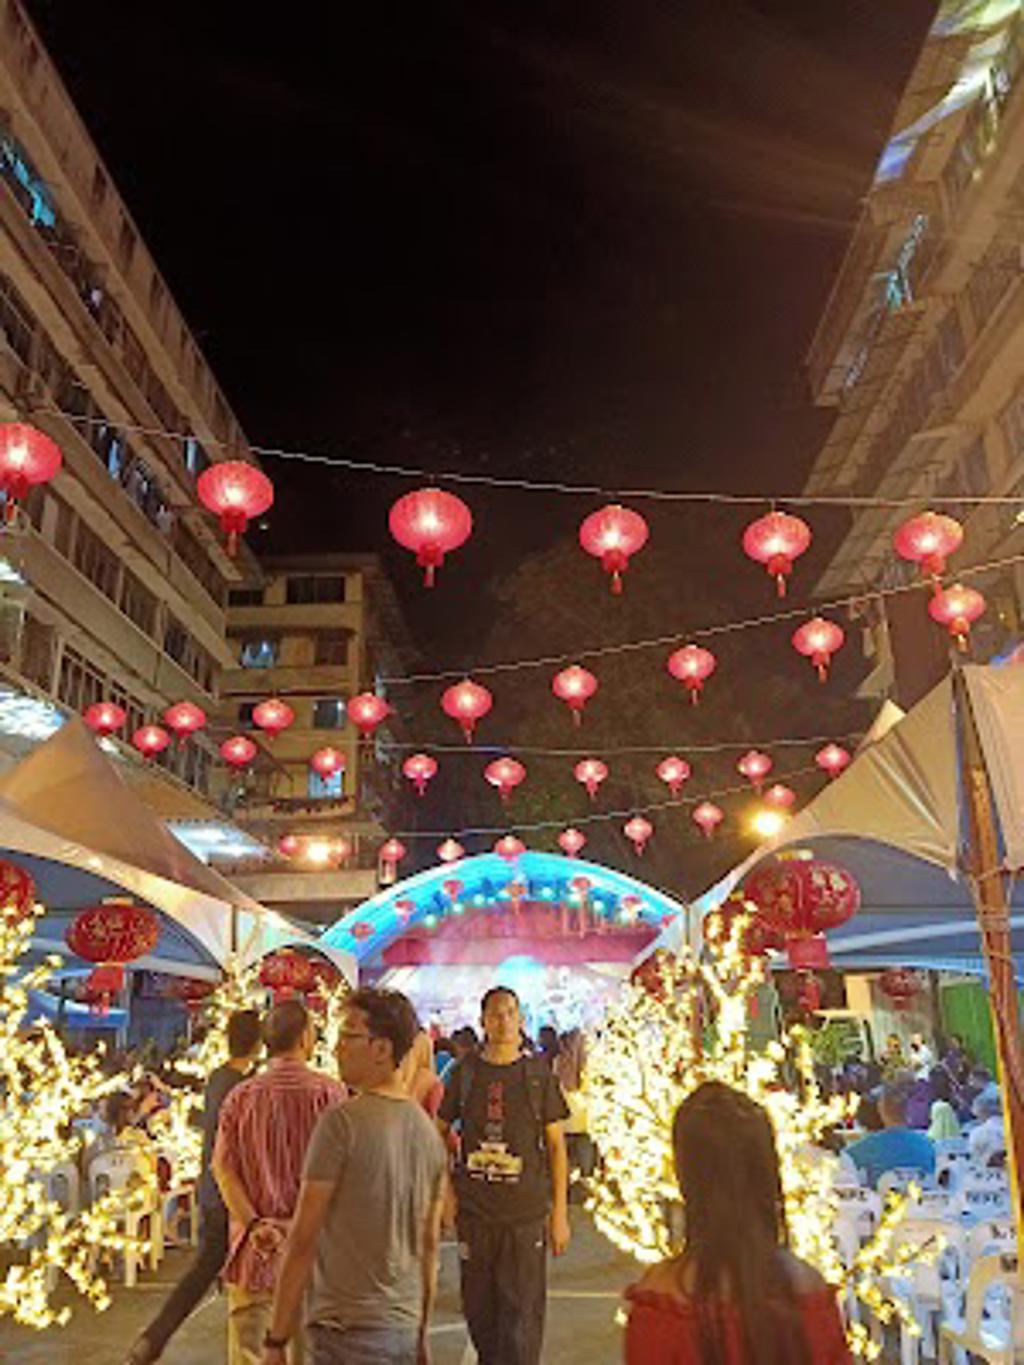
[805,0,1024,706]
[217,555,411,922]
[0,0,267,828]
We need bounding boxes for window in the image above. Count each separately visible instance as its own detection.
[308,769,343,799]
[184,436,210,479]
[57,646,105,712]
[314,635,349,666]
[286,575,346,605]
[73,523,120,599]
[237,701,257,727]
[119,568,157,637]
[312,698,345,729]
[229,587,264,607]
[164,613,216,691]
[239,637,278,668]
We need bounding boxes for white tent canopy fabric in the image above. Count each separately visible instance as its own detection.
[0,718,307,967]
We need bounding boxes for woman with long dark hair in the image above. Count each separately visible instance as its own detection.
[623,1082,851,1364]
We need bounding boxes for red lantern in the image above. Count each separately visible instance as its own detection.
[484,757,526,803]
[438,838,465,864]
[552,666,598,725]
[379,838,406,879]
[0,423,62,521]
[278,834,300,858]
[395,898,416,924]
[133,724,171,760]
[84,702,127,739]
[403,753,438,797]
[348,692,391,739]
[744,857,860,969]
[624,815,653,857]
[792,617,845,682]
[693,801,724,838]
[894,511,963,591]
[197,461,273,556]
[0,860,35,926]
[442,678,493,743]
[171,977,216,1012]
[163,701,207,742]
[879,968,922,1012]
[667,645,717,704]
[815,743,851,781]
[351,921,374,943]
[443,879,464,908]
[66,902,160,977]
[559,827,586,857]
[742,511,812,597]
[259,949,316,994]
[929,582,985,651]
[221,735,258,769]
[310,746,346,779]
[737,750,772,792]
[763,783,796,810]
[579,504,649,594]
[656,756,691,799]
[494,834,526,862]
[252,698,295,739]
[389,487,473,587]
[574,758,608,801]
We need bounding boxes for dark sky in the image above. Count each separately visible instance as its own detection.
[31,0,934,658]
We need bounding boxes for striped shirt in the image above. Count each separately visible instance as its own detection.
[214,1057,345,1290]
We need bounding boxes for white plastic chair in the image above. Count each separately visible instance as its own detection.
[887,1218,965,1364]
[880,1167,933,1198]
[955,1176,1012,1223]
[939,1251,1024,1364]
[87,1148,161,1287]
[835,1185,882,1238]
[156,1148,198,1248]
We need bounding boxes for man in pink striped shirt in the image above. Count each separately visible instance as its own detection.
[214,996,345,1365]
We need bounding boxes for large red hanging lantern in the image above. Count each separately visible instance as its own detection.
[624,815,653,857]
[792,617,845,682]
[221,735,258,769]
[197,461,274,556]
[667,645,717,704]
[879,968,922,1012]
[259,949,317,996]
[379,838,406,880]
[551,666,598,725]
[579,504,649,594]
[929,582,985,651]
[0,423,62,521]
[815,743,851,781]
[403,753,438,797]
[310,746,346,779]
[441,678,493,743]
[252,698,295,739]
[66,902,160,1005]
[693,801,724,838]
[164,701,207,742]
[737,750,772,792]
[389,487,473,587]
[171,977,217,1012]
[763,783,796,811]
[494,834,526,863]
[574,757,608,801]
[84,701,127,739]
[744,857,860,969]
[0,860,35,926]
[133,724,171,760]
[894,511,963,591]
[438,838,465,864]
[484,757,526,803]
[559,827,586,857]
[348,692,391,739]
[656,756,691,799]
[742,511,812,597]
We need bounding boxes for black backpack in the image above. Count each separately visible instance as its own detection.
[456,1054,550,1155]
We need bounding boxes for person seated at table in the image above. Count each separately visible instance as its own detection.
[87,1092,157,1189]
[845,1085,935,1187]
[624,1083,851,1364]
[967,1084,1006,1167]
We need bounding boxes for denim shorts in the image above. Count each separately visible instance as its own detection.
[308,1321,419,1365]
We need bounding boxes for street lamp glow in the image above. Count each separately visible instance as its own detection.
[305,840,333,866]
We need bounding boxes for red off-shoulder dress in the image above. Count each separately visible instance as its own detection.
[624,1284,852,1364]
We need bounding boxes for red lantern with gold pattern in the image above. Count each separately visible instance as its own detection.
[348,692,391,739]
[252,698,295,739]
[667,645,716,704]
[389,487,473,587]
[879,968,922,1012]
[792,617,845,682]
[259,949,316,995]
[197,461,274,556]
[0,423,62,521]
[551,666,598,726]
[67,901,160,1004]
[742,511,812,597]
[0,860,35,926]
[579,504,649,594]
[84,701,127,739]
[441,678,493,743]
[743,857,860,969]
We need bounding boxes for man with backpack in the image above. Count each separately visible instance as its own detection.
[437,985,570,1365]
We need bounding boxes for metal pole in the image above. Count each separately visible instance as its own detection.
[954,668,1024,1251]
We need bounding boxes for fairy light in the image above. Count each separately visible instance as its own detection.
[585,912,938,1355]
[0,900,153,1329]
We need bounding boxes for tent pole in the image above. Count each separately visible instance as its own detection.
[954,667,1024,1250]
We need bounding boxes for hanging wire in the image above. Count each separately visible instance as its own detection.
[377,731,863,757]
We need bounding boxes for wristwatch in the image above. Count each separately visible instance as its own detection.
[263,1331,288,1350]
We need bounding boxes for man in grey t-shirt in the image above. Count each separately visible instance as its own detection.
[261,988,446,1365]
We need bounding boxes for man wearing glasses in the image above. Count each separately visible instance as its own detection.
[261,988,447,1365]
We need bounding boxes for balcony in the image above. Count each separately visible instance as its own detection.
[222,867,379,906]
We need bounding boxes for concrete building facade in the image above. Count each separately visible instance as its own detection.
[805,1,1024,706]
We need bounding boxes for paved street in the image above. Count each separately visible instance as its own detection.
[0,1211,636,1365]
